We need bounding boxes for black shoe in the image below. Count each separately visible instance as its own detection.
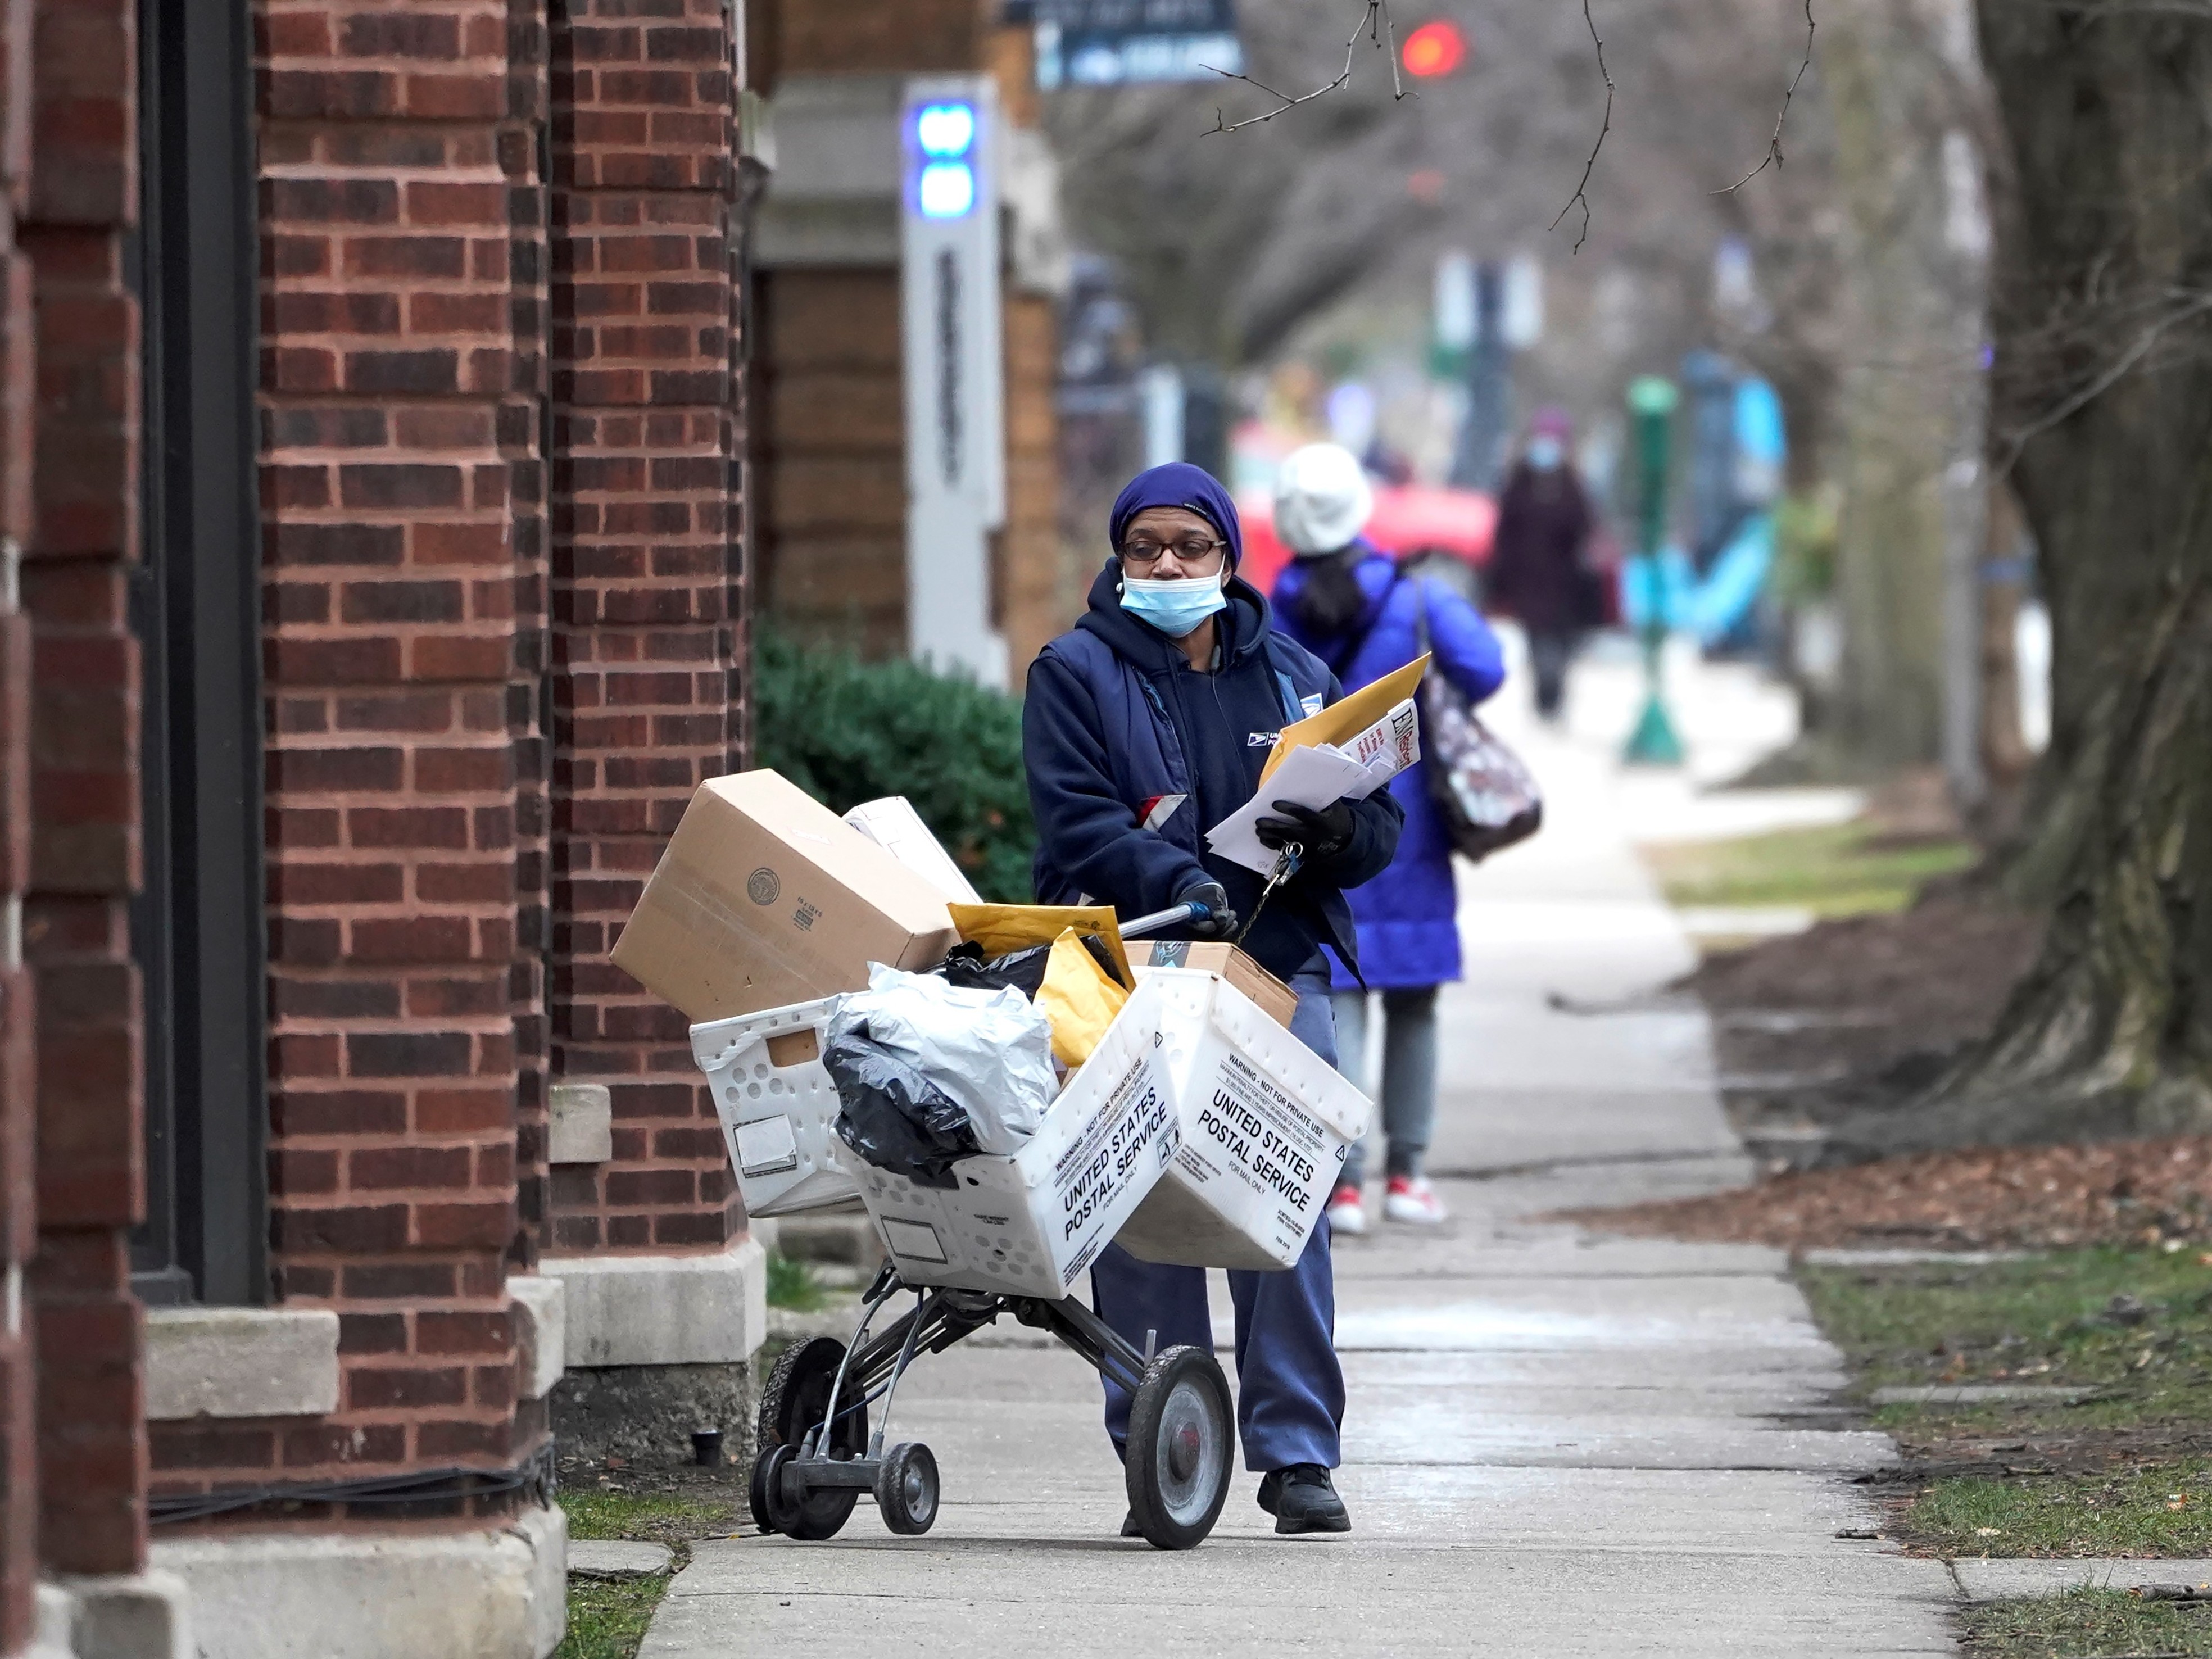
[1257,1463,1351,1535]
[1121,1509,1143,1538]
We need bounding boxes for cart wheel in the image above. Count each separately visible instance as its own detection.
[755,1441,859,1542]
[874,1442,940,1536]
[748,1443,779,1535]
[1124,1346,1232,1551]
[756,1336,868,1459]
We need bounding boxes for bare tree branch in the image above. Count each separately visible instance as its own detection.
[1996,290,2212,472]
[1549,0,1614,254]
[1201,0,1412,135]
[1716,0,1816,193]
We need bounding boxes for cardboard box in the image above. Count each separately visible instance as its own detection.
[1113,968,1373,1272]
[1129,941,1296,1030]
[691,995,859,1217]
[613,770,959,1022]
[840,974,1180,1300]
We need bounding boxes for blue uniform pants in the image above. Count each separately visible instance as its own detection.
[1087,968,1344,1472]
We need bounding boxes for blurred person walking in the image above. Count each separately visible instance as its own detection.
[1486,408,1601,723]
[1268,443,1506,1234]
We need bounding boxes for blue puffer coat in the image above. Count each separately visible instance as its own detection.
[1271,545,1507,990]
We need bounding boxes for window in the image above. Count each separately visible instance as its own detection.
[129,0,265,1306]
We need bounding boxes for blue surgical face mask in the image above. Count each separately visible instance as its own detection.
[1120,571,1227,638]
[1527,436,1565,471]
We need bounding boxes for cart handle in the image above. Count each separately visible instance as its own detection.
[1116,899,1213,941]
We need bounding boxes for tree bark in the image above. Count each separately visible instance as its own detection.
[1821,0,1989,770]
[1878,0,2212,1147]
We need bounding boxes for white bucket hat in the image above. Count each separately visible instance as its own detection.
[1273,442,1375,555]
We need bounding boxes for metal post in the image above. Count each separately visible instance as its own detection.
[1623,375,1685,766]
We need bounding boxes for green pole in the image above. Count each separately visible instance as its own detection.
[1622,375,1684,766]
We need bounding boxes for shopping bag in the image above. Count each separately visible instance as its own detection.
[1415,583,1543,861]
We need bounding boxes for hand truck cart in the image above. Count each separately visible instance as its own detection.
[751,1262,1234,1551]
[749,898,1239,1552]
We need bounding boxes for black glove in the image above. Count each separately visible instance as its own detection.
[1176,880,1239,941]
[1253,799,1355,860]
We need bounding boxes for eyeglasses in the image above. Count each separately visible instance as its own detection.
[1121,536,1226,568]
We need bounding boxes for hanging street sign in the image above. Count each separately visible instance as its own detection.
[1008,0,1245,89]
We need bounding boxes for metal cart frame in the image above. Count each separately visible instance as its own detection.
[750,1260,1235,1551]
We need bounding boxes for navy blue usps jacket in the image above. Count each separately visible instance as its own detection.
[1022,559,1404,985]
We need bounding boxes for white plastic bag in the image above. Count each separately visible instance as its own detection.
[830,963,1053,1154]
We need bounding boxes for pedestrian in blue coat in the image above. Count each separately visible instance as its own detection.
[1023,461,1404,1537]
[1268,443,1507,1234]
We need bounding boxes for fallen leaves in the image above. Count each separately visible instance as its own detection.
[1562,1136,2212,1252]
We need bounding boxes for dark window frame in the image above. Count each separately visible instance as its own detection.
[129,0,266,1307]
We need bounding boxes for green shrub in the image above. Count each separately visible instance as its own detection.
[753,627,1036,903]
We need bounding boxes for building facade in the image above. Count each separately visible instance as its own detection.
[746,0,1076,682]
[2,0,769,1654]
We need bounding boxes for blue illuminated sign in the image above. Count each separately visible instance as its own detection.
[915,102,976,158]
[910,99,981,219]
[917,161,977,220]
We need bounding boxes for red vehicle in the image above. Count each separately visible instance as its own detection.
[1238,484,1497,593]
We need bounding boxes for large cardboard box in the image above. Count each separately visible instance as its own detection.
[613,770,959,1022]
[1129,941,1295,1030]
[840,974,1180,1300]
[1113,967,1372,1272]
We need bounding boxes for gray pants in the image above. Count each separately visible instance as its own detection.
[1330,985,1440,1187]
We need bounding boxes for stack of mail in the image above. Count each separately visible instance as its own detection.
[1205,656,1429,876]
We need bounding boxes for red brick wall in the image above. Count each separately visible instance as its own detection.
[543,0,748,1258]
[148,0,542,1510]
[25,0,148,1587]
[0,1,37,1640]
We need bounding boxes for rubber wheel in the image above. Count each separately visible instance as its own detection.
[756,1441,859,1542]
[874,1442,940,1536]
[1123,1345,1232,1551]
[756,1336,869,1460]
[748,1443,779,1534]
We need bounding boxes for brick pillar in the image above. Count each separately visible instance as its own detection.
[20,0,147,1583]
[546,0,746,1257]
[246,0,536,1493]
[503,0,552,1277]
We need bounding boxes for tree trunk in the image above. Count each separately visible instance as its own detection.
[1822,0,1989,770]
[1874,0,2212,1148]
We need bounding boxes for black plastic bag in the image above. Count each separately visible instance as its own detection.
[931,940,1053,999]
[930,932,1127,998]
[823,1026,978,1189]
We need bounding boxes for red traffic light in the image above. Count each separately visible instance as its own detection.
[1401,19,1467,78]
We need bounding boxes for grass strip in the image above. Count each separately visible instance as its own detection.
[558,1574,671,1659]
[1642,820,1974,917]
[1800,1246,2212,1436]
[1961,1587,2212,1656]
[557,1489,744,1659]
[1797,1246,2212,1557]
[766,1249,830,1312]
[1917,1458,2212,1557]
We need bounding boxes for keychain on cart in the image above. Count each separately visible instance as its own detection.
[1235,841,1302,948]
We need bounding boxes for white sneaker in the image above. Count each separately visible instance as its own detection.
[1325,1184,1367,1237]
[1384,1176,1447,1225]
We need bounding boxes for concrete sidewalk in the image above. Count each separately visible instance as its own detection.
[645,649,1959,1656]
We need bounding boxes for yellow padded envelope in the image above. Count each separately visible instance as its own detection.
[1259,653,1431,785]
